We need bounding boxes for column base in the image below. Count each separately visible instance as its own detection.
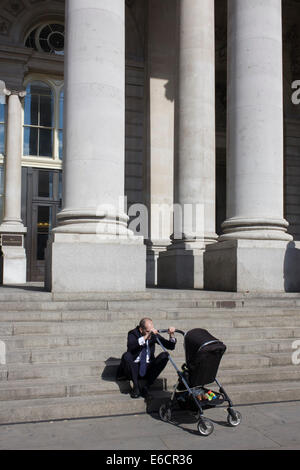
[0,228,27,285]
[146,241,169,287]
[204,239,300,293]
[157,248,205,289]
[0,247,27,285]
[45,232,146,293]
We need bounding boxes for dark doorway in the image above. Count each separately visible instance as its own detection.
[22,167,62,281]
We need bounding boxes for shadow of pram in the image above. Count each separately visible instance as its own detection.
[149,405,229,436]
[101,357,230,435]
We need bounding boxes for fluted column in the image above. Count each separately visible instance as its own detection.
[2,92,25,229]
[221,0,291,241]
[204,0,300,293]
[45,0,145,293]
[158,0,217,289]
[0,83,27,284]
[175,0,217,246]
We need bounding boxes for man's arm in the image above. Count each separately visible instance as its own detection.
[127,330,144,355]
[155,327,177,351]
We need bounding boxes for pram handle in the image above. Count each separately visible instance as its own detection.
[158,329,185,336]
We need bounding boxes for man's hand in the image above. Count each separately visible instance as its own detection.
[143,329,152,341]
[139,320,158,341]
[168,327,176,337]
[142,327,157,341]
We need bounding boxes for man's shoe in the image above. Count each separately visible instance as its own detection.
[130,386,141,399]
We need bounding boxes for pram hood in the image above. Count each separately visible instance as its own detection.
[184,328,226,368]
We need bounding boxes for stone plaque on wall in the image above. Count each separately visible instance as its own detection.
[1,235,23,246]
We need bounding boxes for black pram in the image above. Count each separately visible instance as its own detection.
[157,328,242,437]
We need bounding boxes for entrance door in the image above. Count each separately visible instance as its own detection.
[24,168,62,281]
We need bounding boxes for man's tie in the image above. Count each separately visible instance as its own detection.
[139,344,148,377]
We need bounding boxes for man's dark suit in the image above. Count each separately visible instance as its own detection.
[117,326,176,394]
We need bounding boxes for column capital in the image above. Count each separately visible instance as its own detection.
[0,81,26,98]
[8,89,26,98]
[0,80,11,97]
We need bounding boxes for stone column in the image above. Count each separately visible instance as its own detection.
[145,0,177,286]
[205,0,300,293]
[158,0,217,289]
[0,84,27,284]
[45,0,146,293]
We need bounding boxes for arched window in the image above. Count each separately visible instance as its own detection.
[23,79,64,163]
[25,23,64,56]
[24,81,54,158]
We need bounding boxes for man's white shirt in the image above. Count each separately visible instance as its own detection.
[134,336,176,364]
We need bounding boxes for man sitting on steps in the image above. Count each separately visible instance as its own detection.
[116,318,176,399]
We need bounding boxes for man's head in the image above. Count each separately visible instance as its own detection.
[139,318,154,335]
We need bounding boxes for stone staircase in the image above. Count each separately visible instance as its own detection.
[0,285,300,424]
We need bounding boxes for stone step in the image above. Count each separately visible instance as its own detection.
[1,339,293,365]
[1,316,300,337]
[1,295,300,312]
[217,365,300,386]
[0,319,225,336]
[0,350,297,383]
[100,353,293,378]
[0,359,299,403]
[147,290,300,300]
[2,337,296,364]
[2,286,300,302]
[0,307,299,322]
[226,338,295,354]
[2,343,282,368]
[1,378,300,424]
[0,301,109,312]
[1,326,299,353]
[1,338,296,367]
[105,298,300,310]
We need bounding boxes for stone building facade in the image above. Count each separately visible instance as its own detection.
[0,0,300,293]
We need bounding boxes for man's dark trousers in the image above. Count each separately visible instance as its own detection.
[119,351,169,390]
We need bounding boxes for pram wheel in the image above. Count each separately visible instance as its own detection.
[197,418,214,437]
[159,403,172,423]
[227,409,242,427]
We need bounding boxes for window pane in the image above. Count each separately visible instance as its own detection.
[38,171,53,198]
[58,170,62,198]
[37,205,52,260]
[59,89,64,129]
[0,124,4,154]
[59,130,63,160]
[24,126,38,156]
[0,164,3,193]
[39,128,53,157]
[40,94,53,127]
[0,101,5,122]
[30,81,52,96]
[24,93,38,126]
